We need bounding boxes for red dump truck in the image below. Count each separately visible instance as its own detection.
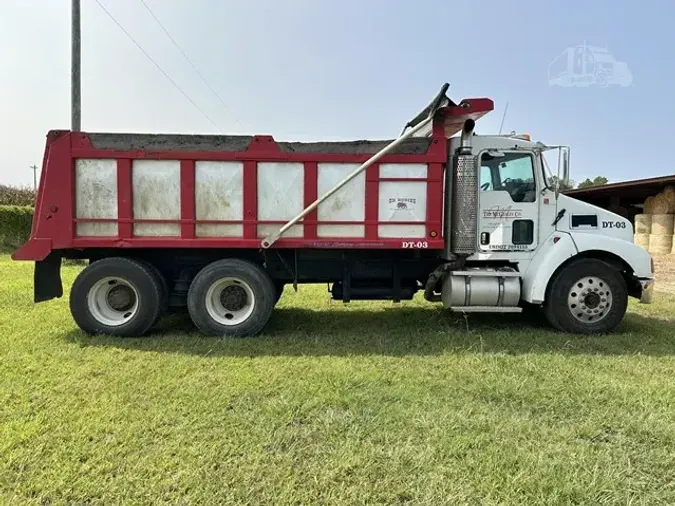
[13,84,654,336]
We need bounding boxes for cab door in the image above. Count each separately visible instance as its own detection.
[477,150,539,252]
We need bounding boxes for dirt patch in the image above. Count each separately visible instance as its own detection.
[87,133,433,155]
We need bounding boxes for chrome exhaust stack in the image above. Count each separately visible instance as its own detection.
[444,119,479,258]
[459,118,475,153]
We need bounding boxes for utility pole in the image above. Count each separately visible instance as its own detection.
[72,0,81,131]
[30,165,38,191]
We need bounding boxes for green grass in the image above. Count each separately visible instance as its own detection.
[1,255,675,505]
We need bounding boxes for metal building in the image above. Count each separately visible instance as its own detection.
[565,175,675,223]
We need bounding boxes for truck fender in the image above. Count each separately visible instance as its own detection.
[521,232,578,304]
[570,233,653,279]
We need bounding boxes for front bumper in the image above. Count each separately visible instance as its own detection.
[640,279,655,304]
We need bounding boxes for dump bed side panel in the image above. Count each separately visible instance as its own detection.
[14,133,447,260]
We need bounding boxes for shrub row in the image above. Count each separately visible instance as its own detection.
[0,185,36,207]
[0,205,33,251]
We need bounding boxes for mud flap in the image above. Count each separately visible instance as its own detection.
[35,252,63,302]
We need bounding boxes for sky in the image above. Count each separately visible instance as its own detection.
[1,0,674,187]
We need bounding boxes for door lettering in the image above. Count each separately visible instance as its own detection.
[482,205,523,220]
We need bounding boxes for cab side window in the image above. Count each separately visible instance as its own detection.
[479,152,536,203]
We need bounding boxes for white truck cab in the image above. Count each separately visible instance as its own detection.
[438,128,654,333]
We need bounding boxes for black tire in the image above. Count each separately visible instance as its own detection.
[544,259,628,334]
[69,257,163,337]
[187,258,275,337]
[135,259,169,325]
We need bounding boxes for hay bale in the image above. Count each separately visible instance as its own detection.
[643,196,655,214]
[634,214,652,234]
[663,185,675,208]
[652,193,672,214]
[651,214,675,235]
[634,233,650,250]
[649,234,673,255]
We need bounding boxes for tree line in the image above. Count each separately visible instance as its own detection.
[0,185,37,207]
[549,176,609,191]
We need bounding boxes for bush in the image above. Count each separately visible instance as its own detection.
[0,205,34,251]
[0,185,36,206]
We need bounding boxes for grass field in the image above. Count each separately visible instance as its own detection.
[1,255,675,505]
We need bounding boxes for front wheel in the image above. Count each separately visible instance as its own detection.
[187,259,276,337]
[544,259,628,334]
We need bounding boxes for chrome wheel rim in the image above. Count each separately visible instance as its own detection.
[568,276,613,323]
[205,277,255,326]
[87,277,139,327]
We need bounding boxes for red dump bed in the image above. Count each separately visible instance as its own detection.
[13,98,492,262]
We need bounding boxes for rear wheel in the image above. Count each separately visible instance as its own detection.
[187,259,275,337]
[544,259,628,334]
[135,259,169,326]
[70,257,162,336]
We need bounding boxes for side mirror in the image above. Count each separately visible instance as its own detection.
[556,146,570,197]
[561,147,570,185]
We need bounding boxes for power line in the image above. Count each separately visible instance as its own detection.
[92,0,222,132]
[138,0,245,130]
